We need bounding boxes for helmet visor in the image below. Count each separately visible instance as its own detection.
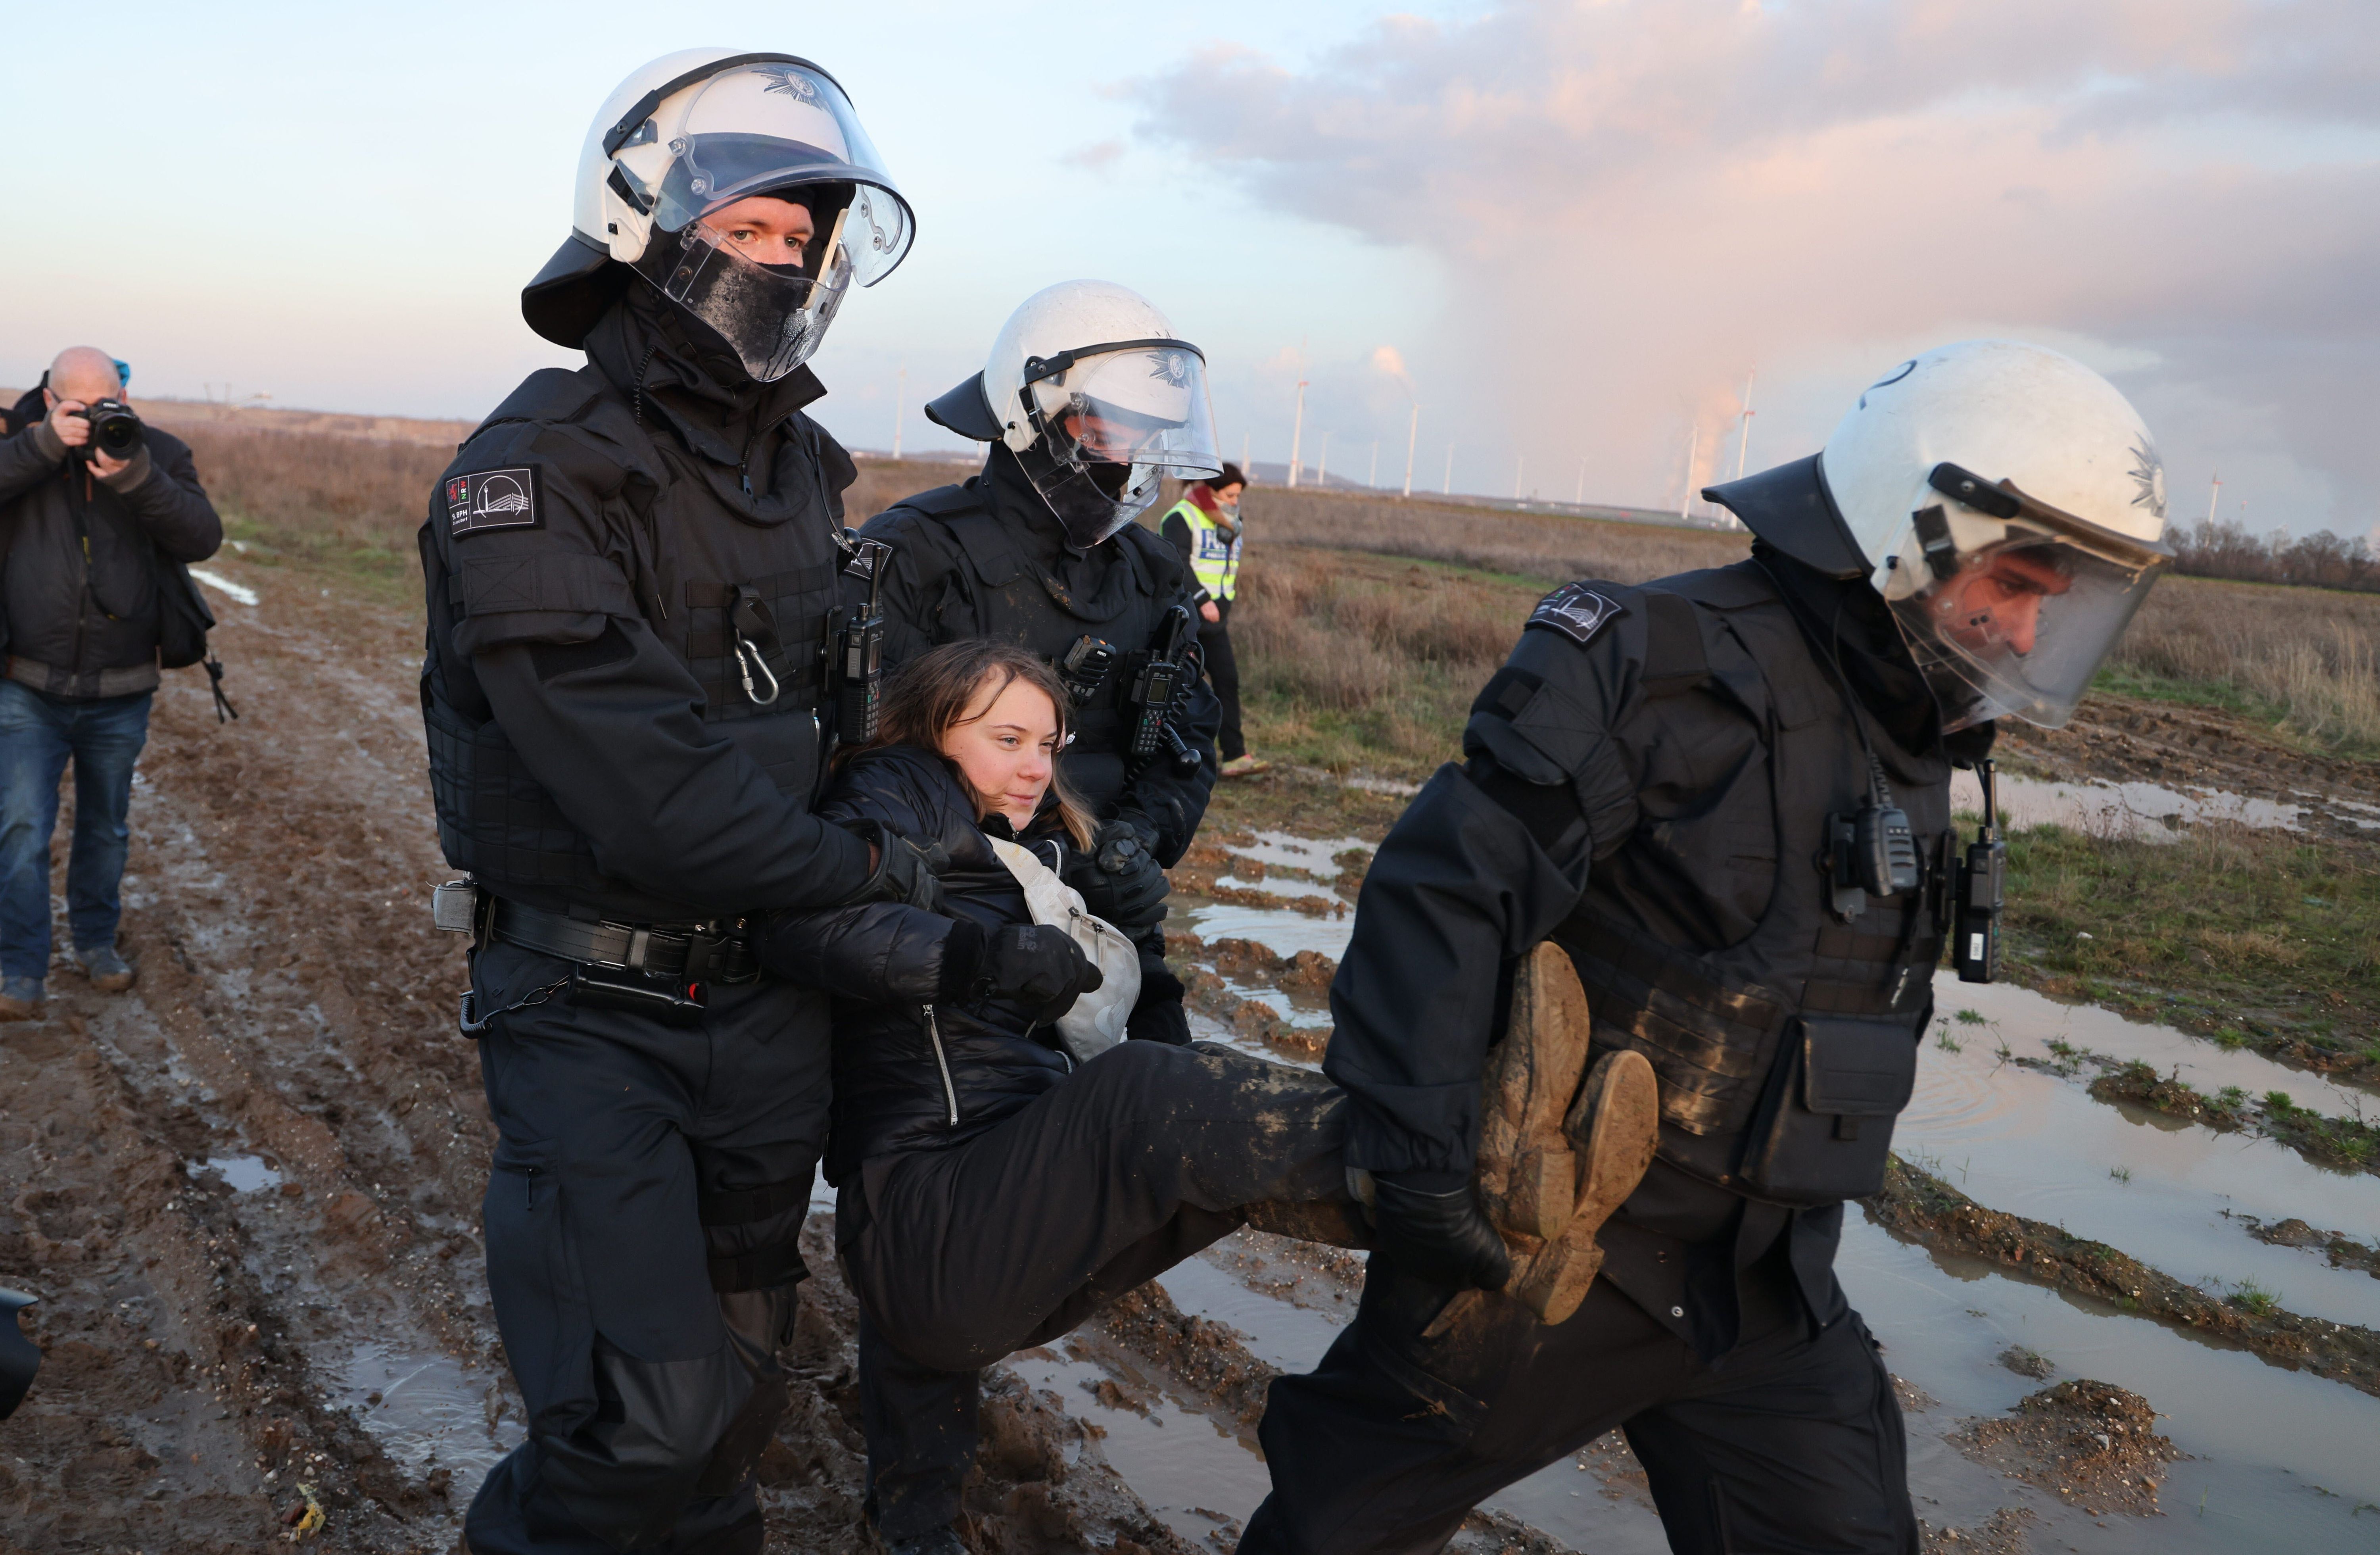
[612,61,914,285]
[1880,463,2171,731]
[1021,341,1221,546]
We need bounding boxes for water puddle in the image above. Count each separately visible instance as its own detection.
[1941,977,2372,1120]
[1840,1211,2380,1551]
[1902,974,2380,1329]
[1223,832,1372,880]
[1179,901,1354,963]
[1006,1344,1266,1546]
[1954,769,2304,840]
[190,1154,282,1194]
[336,1342,520,1480]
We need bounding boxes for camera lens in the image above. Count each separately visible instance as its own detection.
[87,402,143,459]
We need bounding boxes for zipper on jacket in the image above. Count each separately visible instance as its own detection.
[921,1003,960,1128]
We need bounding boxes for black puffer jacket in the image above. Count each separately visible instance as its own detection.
[760,744,1080,1184]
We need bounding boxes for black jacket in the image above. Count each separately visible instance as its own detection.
[857,447,1219,867]
[1327,552,1963,1358]
[417,287,877,921]
[759,744,1075,1184]
[0,417,222,696]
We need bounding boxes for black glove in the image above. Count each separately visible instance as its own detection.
[971,923,1102,1025]
[841,820,947,913]
[1368,1173,1512,1292]
[1069,819,1169,928]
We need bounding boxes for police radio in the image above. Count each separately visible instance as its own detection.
[1825,758,1921,922]
[833,536,890,745]
[1950,758,2005,984]
[1127,605,1200,771]
[1059,636,1118,707]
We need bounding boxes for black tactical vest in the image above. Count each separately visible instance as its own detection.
[1555,565,1952,1207]
[420,367,846,906]
[867,483,1188,814]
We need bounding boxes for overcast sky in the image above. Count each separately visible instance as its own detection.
[6,1,2372,537]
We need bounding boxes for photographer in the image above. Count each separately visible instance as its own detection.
[0,348,221,1020]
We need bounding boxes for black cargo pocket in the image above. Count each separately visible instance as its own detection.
[1738,1015,1919,1205]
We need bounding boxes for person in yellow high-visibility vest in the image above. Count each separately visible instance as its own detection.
[1160,462,1267,776]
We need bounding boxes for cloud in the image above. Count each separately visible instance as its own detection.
[1136,0,2380,532]
[1061,139,1127,171]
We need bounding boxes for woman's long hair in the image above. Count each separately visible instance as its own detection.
[863,639,1097,849]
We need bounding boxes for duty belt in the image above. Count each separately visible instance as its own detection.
[491,898,761,985]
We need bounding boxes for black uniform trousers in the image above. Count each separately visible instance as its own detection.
[1199,596,1245,763]
[843,1040,1350,1538]
[463,941,830,1555]
[1239,1254,1916,1555]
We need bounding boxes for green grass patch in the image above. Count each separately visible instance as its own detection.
[222,513,426,610]
[1999,820,2380,1070]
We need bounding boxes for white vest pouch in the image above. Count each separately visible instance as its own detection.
[987,837,1143,1063]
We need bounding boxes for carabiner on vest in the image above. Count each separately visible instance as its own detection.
[733,634,781,705]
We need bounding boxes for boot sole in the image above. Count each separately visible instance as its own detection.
[1475,942,1593,1240]
[0,999,39,1023]
[1508,1048,1660,1324]
[84,972,134,993]
[1469,942,1662,1325]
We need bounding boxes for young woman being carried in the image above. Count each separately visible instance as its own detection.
[758,640,1355,1547]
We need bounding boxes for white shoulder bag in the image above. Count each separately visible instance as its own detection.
[986,837,1143,1063]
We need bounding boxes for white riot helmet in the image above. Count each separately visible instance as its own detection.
[1705,340,2171,732]
[924,281,1222,547]
[522,49,915,381]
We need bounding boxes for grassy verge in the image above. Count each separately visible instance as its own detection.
[217,515,427,612]
[1995,819,2380,1082]
[1232,544,1543,777]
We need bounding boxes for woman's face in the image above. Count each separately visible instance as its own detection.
[941,673,1061,828]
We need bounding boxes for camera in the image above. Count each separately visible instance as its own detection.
[77,399,144,461]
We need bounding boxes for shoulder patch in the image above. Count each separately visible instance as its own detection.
[447,466,543,537]
[1526,582,1624,646]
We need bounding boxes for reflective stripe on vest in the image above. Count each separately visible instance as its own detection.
[1169,499,1239,602]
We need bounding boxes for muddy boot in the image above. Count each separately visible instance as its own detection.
[1474,942,1594,1241]
[1473,944,1660,1325]
[0,977,41,1023]
[1507,1048,1660,1323]
[73,946,134,994]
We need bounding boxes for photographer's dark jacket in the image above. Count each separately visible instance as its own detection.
[858,450,1220,867]
[756,743,1074,1185]
[1328,546,1962,1359]
[0,419,221,698]
[417,287,875,924]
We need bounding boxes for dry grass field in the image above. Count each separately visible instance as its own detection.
[119,428,2380,761]
[2105,575,2380,752]
[1231,486,2380,763]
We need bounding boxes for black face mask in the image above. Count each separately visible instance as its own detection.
[1015,438,1160,549]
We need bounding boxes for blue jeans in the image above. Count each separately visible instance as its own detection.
[0,681,152,979]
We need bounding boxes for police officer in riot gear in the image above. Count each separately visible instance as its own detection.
[418,50,969,1554]
[1243,340,2174,1554]
[860,280,1225,1042]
